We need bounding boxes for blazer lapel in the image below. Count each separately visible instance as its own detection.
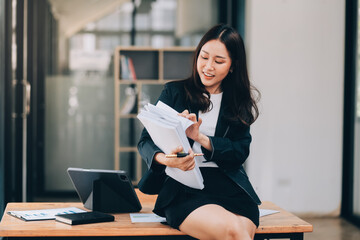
[214,92,230,137]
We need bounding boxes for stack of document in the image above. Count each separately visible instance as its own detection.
[7,207,86,221]
[137,101,204,189]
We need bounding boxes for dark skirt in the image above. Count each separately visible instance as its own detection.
[153,167,259,229]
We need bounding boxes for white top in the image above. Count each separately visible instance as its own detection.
[192,92,223,168]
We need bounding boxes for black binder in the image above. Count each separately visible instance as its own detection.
[67,168,142,213]
[55,211,114,225]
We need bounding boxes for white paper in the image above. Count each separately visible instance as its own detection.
[259,209,280,217]
[129,210,278,223]
[137,101,204,189]
[7,207,86,221]
[156,101,194,130]
[130,213,166,223]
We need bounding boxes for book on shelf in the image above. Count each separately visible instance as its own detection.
[127,57,137,80]
[137,101,204,190]
[120,55,136,81]
[55,211,115,225]
[120,85,137,115]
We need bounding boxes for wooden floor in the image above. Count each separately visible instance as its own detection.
[303,217,360,240]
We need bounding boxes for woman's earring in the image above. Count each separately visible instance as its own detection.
[230,69,233,73]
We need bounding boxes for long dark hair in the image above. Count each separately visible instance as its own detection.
[184,23,260,126]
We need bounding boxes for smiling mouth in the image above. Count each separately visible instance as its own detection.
[203,72,214,77]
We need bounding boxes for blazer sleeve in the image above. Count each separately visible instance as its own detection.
[137,83,174,172]
[201,124,252,170]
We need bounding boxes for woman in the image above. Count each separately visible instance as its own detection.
[138,23,261,240]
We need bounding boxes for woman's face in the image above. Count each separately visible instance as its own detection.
[197,39,232,94]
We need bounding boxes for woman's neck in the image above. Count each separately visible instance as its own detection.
[206,85,222,94]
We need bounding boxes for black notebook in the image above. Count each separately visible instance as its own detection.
[55,211,114,225]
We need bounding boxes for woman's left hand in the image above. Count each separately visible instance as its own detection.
[179,110,202,142]
[179,110,212,151]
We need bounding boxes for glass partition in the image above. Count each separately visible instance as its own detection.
[354,1,360,216]
[44,0,217,192]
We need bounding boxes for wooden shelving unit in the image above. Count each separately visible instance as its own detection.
[114,46,195,183]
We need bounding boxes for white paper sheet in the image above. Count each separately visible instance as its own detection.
[259,209,280,217]
[137,101,204,189]
[130,213,166,223]
[7,207,86,221]
[129,209,279,224]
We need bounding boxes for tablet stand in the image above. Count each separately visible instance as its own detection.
[84,179,139,213]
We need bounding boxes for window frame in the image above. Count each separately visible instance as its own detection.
[341,0,360,228]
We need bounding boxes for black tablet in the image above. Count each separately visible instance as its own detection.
[67,167,142,213]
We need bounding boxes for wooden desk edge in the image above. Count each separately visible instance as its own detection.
[0,191,313,237]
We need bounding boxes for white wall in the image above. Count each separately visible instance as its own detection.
[245,0,345,215]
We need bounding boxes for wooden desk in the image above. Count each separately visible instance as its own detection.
[0,190,312,240]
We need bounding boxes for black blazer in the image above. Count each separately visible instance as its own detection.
[137,80,261,205]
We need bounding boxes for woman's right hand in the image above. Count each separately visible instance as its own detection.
[154,146,195,171]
